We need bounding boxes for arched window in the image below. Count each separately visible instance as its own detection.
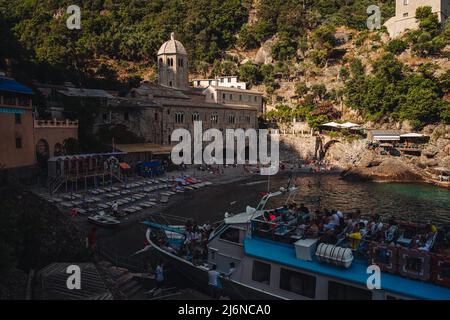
[159,58,163,65]
[175,112,184,123]
[54,143,64,157]
[192,112,200,122]
[36,139,50,161]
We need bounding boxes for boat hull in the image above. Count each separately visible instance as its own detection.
[147,238,281,300]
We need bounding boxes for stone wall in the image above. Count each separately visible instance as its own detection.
[279,134,320,162]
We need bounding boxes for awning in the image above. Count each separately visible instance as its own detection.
[119,162,131,170]
[0,107,27,114]
[400,133,425,138]
[379,143,393,147]
[114,143,172,155]
[373,135,400,141]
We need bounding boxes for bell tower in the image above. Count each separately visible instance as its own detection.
[157,32,189,90]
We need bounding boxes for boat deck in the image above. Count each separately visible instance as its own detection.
[244,237,450,300]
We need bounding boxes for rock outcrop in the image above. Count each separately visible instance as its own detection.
[254,35,277,65]
[341,154,424,182]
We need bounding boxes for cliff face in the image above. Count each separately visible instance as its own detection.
[278,125,449,185]
[336,125,450,184]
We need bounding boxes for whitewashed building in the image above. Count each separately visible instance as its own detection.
[193,76,247,90]
[384,0,450,38]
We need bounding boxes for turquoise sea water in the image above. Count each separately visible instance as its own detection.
[163,173,450,224]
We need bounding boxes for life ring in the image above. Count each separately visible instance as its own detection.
[369,243,398,274]
[398,248,431,281]
[431,254,450,288]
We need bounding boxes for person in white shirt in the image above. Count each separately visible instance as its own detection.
[208,265,221,298]
[226,262,236,279]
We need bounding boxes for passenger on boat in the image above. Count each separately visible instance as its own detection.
[347,224,363,250]
[385,219,399,244]
[297,203,311,222]
[321,228,339,245]
[367,214,384,240]
[418,224,438,252]
[226,262,236,279]
[324,210,341,231]
[305,219,320,238]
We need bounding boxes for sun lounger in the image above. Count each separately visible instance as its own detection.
[61,202,73,208]
[139,202,153,208]
[76,208,87,215]
[72,200,83,206]
[160,196,169,204]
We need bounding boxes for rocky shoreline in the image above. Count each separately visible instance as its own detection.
[322,125,450,188]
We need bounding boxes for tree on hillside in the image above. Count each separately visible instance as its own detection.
[409,6,446,57]
[295,81,309,97]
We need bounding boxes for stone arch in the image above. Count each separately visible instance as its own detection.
[320,139,342,160]
[36,139,50,168]
[54,143,64,157]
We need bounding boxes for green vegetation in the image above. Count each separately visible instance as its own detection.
[345,54,449,128]
[0,1,448,129]
[0,0,249,87]
[387,39,408,55]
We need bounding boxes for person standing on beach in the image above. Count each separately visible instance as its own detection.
[155,261,165,289]
[88,227,97,252]
[208,265,221,298]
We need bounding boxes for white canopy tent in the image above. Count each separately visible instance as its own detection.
[321,122,341,128]
[340,122,361,129]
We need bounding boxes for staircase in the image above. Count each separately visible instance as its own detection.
[97,261,147,300]
[47,176,66,194]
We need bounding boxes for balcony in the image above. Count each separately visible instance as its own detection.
[34,119,79,128]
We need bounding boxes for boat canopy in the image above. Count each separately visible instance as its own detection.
[143,221,187,235]
[225,206,261,224]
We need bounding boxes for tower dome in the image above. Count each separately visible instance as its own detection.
[157,32,187,56]
[157,32,189,89]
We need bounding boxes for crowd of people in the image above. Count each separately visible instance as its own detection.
[164,219,213,265]
[259,202,447,254]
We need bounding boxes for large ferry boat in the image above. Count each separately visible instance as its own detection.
[143,183,450,300]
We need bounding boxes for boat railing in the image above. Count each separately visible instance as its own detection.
[97,245,150,273]
[251,217,300,244]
